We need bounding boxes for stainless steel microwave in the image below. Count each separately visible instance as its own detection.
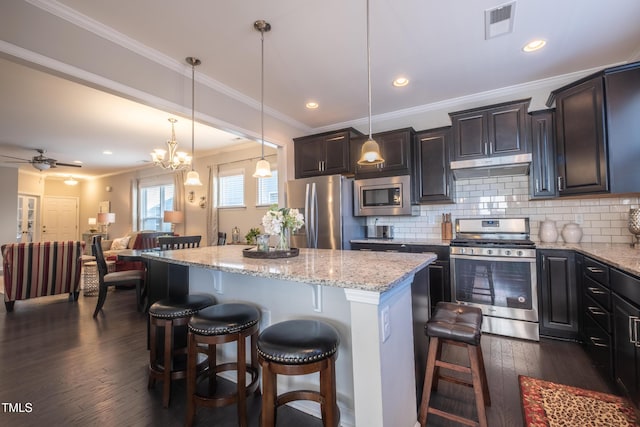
[354,175,413,216]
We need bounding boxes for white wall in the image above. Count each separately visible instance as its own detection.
[0,167,19,254]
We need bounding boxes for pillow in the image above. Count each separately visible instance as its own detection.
[110,236,131,250]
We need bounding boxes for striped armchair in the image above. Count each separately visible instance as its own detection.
[1,241,85,312]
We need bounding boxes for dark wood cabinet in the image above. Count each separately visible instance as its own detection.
[537,249,580,340]
[553,77,607,195]
[529,110,557,199]
[351,242,450,316]
[409,245,450,315]
[449,99,530,161]
[611,268,640,407]
[413,127,455,204]
[351,128,414,178]
[550,62,640,196]
[294,128,361,178]
[581,256,613,380]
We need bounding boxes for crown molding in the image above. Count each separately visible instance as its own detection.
[24,0,309,133]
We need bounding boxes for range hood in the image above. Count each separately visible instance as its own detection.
[450,153,532,180]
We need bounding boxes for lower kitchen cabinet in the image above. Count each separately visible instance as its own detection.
[350,242,450,316]
[537,249,580,340]
[611,268,640,407]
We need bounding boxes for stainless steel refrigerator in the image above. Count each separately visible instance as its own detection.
[285,175,364,249]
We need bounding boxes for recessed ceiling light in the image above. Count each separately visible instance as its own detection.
[103,150,113,155]
[523,39,546,52]
[392,77,409,87]
[306,101,319,109]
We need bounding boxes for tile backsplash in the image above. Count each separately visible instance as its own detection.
[376,175,640,244]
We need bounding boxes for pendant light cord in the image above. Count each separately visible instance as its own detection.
[367,0,373,140]
[191,61,196,172]
[260,27,265,160]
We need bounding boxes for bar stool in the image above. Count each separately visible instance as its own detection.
[257,319,340,427]
[148,294,216,408]
[185,303,261,427]
[418,302,490,427]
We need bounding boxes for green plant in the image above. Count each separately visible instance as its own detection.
[245,227,261,244]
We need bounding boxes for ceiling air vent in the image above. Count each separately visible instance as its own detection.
[485,2,516,40]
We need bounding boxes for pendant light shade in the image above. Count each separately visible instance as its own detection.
[252,19,273,178]
[357,0,385,166]
[184,56,203,186]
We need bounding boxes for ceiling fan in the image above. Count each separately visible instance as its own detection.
[0,149,82,171]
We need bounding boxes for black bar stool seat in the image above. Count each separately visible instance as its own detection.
[257,319,340,427]
[418,302,491,427]
[186,303,261,427]
[148,293,216,408]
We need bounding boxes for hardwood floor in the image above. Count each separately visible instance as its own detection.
[0,288,616,426]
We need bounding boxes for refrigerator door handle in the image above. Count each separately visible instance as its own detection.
[305,183,315,248]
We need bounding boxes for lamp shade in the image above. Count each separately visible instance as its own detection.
[97,212,116,224]
[252,159,272,178]
[163,210,184,224]
[88,218,97,226]
[357,137,385,165]
[184,170,203,186]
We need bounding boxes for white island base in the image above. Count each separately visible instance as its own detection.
[188,267,419,427]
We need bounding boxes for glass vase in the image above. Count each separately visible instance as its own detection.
[276,228,291,251]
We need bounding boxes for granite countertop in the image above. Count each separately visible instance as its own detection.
[143,245,436,293]
[538,242,640,277]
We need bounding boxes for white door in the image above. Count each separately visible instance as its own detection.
[17,194,39,243]
[42,196,79,241]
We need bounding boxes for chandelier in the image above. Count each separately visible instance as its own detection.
[151,118,192,170]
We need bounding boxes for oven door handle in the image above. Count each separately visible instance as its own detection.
[450,253,536,263]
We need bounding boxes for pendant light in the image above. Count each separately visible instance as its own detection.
[184,56,203,186]
[252,19,273,178]
[357,0,384,165]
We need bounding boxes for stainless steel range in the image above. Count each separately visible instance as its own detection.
[450,218,539,341]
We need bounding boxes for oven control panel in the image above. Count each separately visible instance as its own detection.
[450,246,536,259]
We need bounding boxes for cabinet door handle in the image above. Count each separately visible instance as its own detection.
[484,142,488,155]
[589,336,609,348]
[535,179,540,193]
[488,142,493,155]
[557,176,564,192]
[587,286,606,295]
[629,316,639,344]
[588,306,606,316]
[587,266,605,274]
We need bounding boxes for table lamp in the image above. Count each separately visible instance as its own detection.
[88,217,97,233]
[97,212,116,235]
[163,210,184,233]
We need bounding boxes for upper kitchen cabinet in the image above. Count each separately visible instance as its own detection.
[414,127,455,203]
[529,110,557,199]
[548,61,640,195]
[351,128,414,179]
[449,99,531,161]
[294,128,362,179]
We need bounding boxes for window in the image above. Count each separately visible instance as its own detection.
[257,170,278,206]
[218,169,245,207]
[140,184,174,231]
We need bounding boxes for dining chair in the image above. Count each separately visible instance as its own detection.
[158,235,201,250]
[92,236,146,317]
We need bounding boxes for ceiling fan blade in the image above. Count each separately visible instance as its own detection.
[54,162,82,168]
[0,154,30,162]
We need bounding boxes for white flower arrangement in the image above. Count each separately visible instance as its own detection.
[261,205,305,235]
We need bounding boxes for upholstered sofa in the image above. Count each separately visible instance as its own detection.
[1,241,85,312]
[100,231,171,271]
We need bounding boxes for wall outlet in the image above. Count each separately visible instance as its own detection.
[575,213,584,224]
[380,306,391,342]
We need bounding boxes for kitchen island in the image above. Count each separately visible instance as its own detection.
[143,245,436,427]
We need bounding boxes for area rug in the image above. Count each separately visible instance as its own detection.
[519,375,639,426]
